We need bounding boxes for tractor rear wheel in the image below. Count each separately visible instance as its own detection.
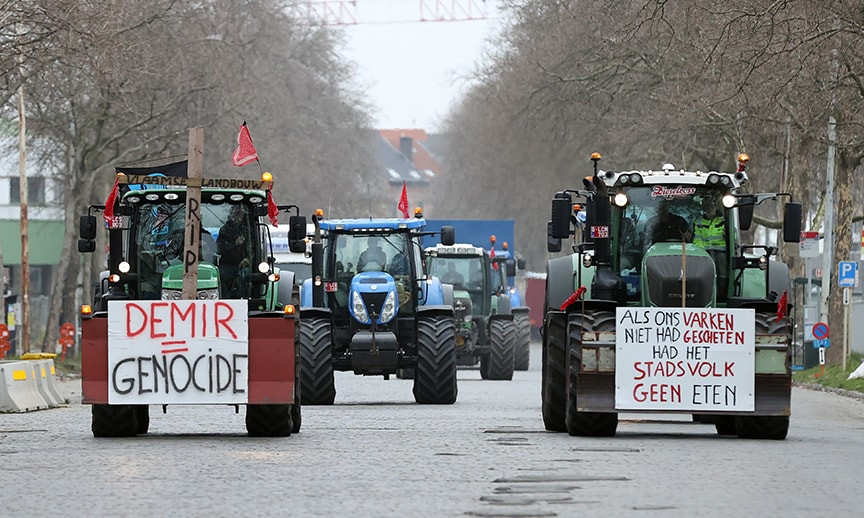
[481,319,515,380]
[542,312,567,432]
[565,310,618,437]
[299,317,336,405]
[92,404,139,437]
[413,316,458,404]
[246,404,293,437]
[513,312,531,371]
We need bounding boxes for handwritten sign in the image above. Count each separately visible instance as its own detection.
[614,307,754,411]
[107,300,249,404]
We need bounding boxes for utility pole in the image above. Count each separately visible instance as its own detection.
[820,115,835,327]
[18,77,31,354]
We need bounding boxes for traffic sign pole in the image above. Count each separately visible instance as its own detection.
[843,288,850,372]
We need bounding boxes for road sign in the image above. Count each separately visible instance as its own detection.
[838,261,858,287]
[799,231,820,258]
[812,322,829,340]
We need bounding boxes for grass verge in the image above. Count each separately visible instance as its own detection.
[793,352,864,393]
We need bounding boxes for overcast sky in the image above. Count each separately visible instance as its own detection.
[338,0,507,132]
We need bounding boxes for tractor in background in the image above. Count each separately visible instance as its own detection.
[299,209,458,404]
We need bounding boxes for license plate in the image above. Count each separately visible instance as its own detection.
[324,282,338,292]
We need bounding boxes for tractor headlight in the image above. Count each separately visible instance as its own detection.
[722,194,736,209]
[352,290,370,324]
[161,289,182,300]
[258,261,270,273]
[379,291,397,323]
[613,193,629,207]
[758,256,768,270]
[197,289,219,300]
[118,261,131,273]
[583,254,593,268]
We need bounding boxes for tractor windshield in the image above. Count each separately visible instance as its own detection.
[616,185,729,271]
[428,255,487,315]
[324,232,414,313]
[133,199,254,299]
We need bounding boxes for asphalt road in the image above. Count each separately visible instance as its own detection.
[2,343,863,517]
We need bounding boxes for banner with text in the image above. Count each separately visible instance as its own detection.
[107,300,249,405]
[615,307,755,411]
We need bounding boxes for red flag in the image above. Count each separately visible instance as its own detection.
[266,186,279,227]
[559,286,587,311]
[490,245,498,270]
[397,180,409,218]
[232,122,258,167]
[775,290,788,322]
[103,176,120,225]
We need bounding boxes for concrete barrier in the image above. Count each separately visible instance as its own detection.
[40,359,67,405]
[0,361,51,412]
[32,359,65,407]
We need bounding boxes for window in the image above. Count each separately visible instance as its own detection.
[9,176,46,205]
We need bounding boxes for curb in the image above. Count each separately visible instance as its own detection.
[793,381,864,401]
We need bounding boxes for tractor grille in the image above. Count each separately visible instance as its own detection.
[645,255,714,307]
[358,277,388,284]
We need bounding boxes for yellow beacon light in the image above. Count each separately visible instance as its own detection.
[414,207,423,218]
[315,208,324,218]
[261,171,273,182]
[80,305,93,315]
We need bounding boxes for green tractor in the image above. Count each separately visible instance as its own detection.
[77,168,308,437]
[542,153,801,439]
[425,243,518,380]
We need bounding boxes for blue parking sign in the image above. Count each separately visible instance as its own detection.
[838,261,858,288]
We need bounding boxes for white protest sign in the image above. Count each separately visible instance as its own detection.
[107,300,249,404]
[615,307,755,411]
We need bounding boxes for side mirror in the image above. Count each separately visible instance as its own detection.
[80,215,97,240]
[288,215,307,253]
[440,225,455,246]
[550,192,572,239]
[547,221,562,253]
[736,195,755,231]
[505,258,516,277]
[516,257,526,270]
[783,202,802,243]
[78,239,96,253]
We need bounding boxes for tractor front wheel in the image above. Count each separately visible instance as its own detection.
[513,312,531,371]
[413,316,458,404]
[481,319,515,380]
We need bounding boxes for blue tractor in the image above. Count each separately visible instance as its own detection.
[487,238,532,371]
[299,212,458,404]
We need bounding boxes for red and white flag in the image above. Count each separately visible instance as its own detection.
[103,176,120,225]
[232,122,258,167]
[397,180,409,219]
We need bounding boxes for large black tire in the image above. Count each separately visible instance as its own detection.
[413,316,458,404]
[480,319,515,380]
[542,312,567,432]
[92,404,139,437]
[735,415,789,440]
[292,358,302,434]
[714,416,736,435]
[730,312,791,440]
[513,312,531,371]
[135,405,150,435]
[565,310,618,437]
[299,317,336,405]
[246,404,293,437]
